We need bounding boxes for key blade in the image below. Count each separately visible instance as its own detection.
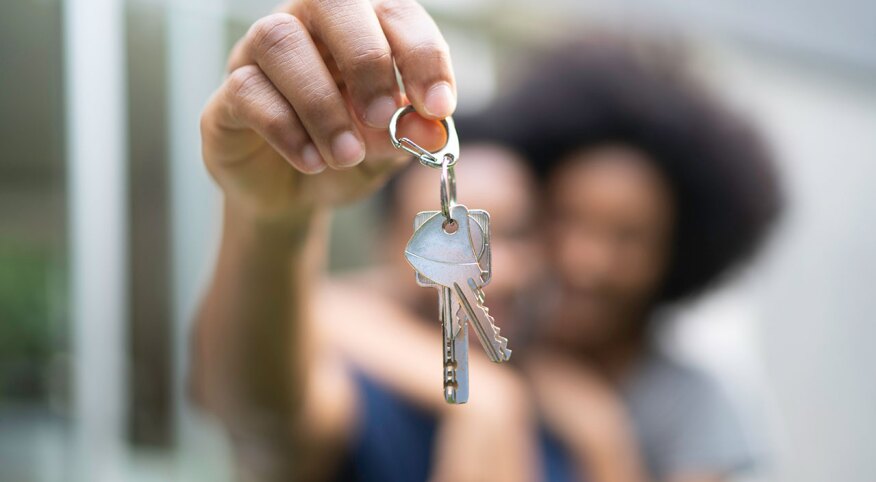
[453,282,511,363]
[441,287,469,404]
[461,310,510,363]
[444,318,470,404]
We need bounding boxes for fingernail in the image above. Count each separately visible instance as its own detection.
[300,143,326,174]
[364,96,397,128]
[424,82,456,118]
[331,131,365,168]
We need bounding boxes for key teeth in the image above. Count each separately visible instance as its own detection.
[455,284,512,362]
[490,320,510,349]
[477,300,500,336]
[475,299,512,359]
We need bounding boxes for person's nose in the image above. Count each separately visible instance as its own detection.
[558,229,615,289]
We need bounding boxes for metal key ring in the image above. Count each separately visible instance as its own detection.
[440,157,457,222]
[388,105,459,168]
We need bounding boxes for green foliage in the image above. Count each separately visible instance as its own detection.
[0,241,65,400]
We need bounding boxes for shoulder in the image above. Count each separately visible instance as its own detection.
[624,349,733,416]
[624,351,737,444]
[641,351,727,404]
[624,350,760,478]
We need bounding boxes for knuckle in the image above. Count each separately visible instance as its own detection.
[298,90,347,135]
[345,45,392,74]
[398,40,451,79]
[407,39,450,60]
[262,112,293,141]
[300,85,338,114]
[225,65,264,102]
[374,0,422,23]
[248,13,305,59]
[307,0,340,10]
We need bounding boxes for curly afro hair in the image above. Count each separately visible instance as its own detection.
[457,39,782,304]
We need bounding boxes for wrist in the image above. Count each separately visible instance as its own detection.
[222,198,330,257]
[224,195,319,239]
[572,403,647,482]
[452,367,532,420]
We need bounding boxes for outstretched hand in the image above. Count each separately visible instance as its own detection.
[201,0,452,225]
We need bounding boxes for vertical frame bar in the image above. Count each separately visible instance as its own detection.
[64,0,128,479]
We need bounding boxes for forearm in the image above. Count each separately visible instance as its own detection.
[320,279,523,416]
[529,355,651,482]
[191,201,328,432]
[568,403,650,482]
[569,414,726,482]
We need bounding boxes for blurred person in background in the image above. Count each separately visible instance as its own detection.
[191,1,781,481]
[326,41,783,482]
[467,41,783,482]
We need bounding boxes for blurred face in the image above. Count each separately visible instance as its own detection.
[544,145,674,350]
[392,143,539,333]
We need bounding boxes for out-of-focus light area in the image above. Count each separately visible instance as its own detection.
[1,0,873,481]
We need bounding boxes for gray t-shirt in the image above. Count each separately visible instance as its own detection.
[620,349,760,479]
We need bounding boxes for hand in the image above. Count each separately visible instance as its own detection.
[201,0,453,225]
[429,370,541,482]
[525,353,647,482]
[526,353,623,447]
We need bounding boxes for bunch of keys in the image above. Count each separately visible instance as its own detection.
[389,105,512,404]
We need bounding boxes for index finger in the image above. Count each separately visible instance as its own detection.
[303,0,401,129]
[374,0,457,120]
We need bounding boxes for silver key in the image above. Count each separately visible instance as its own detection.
[390,103,511,403]
[406,204,511,363]
[413,210,489,404]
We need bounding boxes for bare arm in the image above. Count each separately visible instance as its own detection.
[318,278,519,412]
[527,354,729,482]
[526,353,648,482]
[190,0,453,479]
[318,278,541,482]
[191,207,338,479]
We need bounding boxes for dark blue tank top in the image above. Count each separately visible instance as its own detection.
[333,371,581,482]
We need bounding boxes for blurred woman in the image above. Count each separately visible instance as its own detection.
[461,41,783,481]
[332,42,783,482]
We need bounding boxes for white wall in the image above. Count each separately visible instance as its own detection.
[668,40,876,482]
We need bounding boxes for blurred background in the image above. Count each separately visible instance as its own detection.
[1,0,874,481]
